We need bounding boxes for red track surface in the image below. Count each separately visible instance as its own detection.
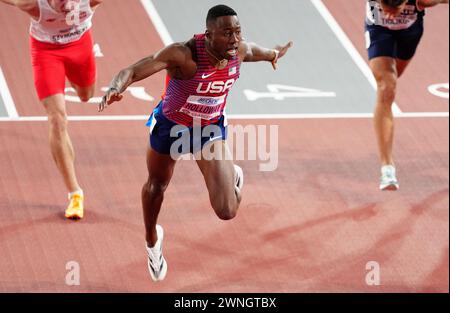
[0,0,448,292]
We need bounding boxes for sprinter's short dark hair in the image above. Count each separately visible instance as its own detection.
[206,5,237,25]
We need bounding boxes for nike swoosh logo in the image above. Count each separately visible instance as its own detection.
[209,135,223,142]
[202,72,216,79]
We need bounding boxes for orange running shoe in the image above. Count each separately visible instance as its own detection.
[65,193,84,220]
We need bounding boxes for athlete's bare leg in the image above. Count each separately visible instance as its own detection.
[195,140,242,220]
[396,58,412,78]
[42,94,81,193]
[370,57,399,166]
[370,57,413,166]
[142,147,177,247]
[71,82,96,102]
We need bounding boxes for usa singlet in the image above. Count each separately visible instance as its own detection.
[161,34,241,127]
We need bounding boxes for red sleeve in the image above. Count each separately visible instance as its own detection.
[161,74,171,100]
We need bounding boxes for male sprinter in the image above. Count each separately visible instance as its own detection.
[99,5,292,281]
[0,0,103,218]
[365,0,448,190]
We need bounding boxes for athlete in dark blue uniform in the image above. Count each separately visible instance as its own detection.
[366,0,425,60]
[99,5,292,282]
[365,0,448,190]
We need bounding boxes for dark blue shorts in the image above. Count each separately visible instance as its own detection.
[365,21,424,60]
[146,102,228,155]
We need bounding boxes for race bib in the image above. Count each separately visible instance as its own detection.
[366,1,418,30]
[179,95,226,120]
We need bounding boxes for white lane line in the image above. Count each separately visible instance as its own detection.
[140,0,174,45]
[0,115,149,122]
[229,112,449,119]
[0,112,447,122]
[0,66,19,118]
[311,0,402,114]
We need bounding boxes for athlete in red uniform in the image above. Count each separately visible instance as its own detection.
[0,0,103,219]
[100,5,292,282]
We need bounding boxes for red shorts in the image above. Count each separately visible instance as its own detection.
[30,29,96,100]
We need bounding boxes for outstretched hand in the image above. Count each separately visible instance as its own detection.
[98,88,123,112]
[272,41,293,70]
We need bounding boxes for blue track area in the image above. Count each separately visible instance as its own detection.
[0,98,7,117]
[152,0,377,115]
